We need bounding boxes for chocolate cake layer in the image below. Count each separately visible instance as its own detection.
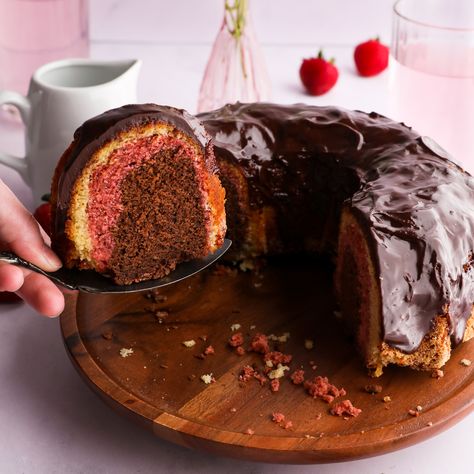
[53,104,215,245]
[199,103,474,354]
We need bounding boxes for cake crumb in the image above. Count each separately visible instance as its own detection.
[239,259,255,272]
[304,434,316,439]
[364,384,383,394]
[160,364,169,369]
[253,372,268,386]
[427,421,433,427]
[199,335,208,341]
[204,345,215,355]
[239,365,256,382]
[268,332,290,343]
[182,340,196,348]
[250,325,256,330]
[460,358,472,366]
[408,409,419,417]
[330,400,362,418]
[264,351,292,365]
[212,264,237,276]
[304,376,346,403]
[102,330,113,340]
[229,332,244,347]
[200,373,215,384]
[270,379,280,392]
[245,428,255,435]
[290,369,305,385]
[119,348,134,358]
[154,310,169,322]
[235,346,245,356]
[431,369,444,379]
[272,412,285,423]
[250,333,270,354]
[268,363,290,380]
[383,396,392,403]
[230,407,237,413]
[416,405,423,412]
[304,339,314,350]
[231,323,241,331]
[187,374,196,381]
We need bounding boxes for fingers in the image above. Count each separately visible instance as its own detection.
[0,262,65,317]
[0,263,24,292]
[15,271,65,318]
[0,180,62,271]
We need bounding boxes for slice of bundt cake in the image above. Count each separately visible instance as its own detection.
[51,104,226,285]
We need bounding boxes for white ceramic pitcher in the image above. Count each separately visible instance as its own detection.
[0,58,141,203]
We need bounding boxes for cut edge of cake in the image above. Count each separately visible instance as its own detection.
[51,117,226,285]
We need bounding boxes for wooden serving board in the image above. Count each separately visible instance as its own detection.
[60,260,474,464]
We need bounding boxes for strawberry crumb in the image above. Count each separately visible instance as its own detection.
[304,376,346,403]
[272,412,285,423]
[283,421,293,430]
[239,365,256,382]
[270,379,280,392]
[290,369,305,385]
[330,400,362,418]
[249,333,270,354]
[204,345,215,355]
[264,351,292,365]
[235,346,246,356]
[229,332,244,347]
[254,372,268,386]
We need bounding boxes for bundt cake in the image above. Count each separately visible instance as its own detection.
[198,102,474,376]
[51,101,474,376]
[50,104,226,285]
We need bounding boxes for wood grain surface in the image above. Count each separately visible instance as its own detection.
[60,259,474,464]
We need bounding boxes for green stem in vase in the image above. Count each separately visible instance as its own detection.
[225,0,248,40]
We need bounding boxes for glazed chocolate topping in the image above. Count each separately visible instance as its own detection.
[54,103,214,244]
[199,102,474,353]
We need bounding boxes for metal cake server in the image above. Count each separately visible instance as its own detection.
[0,239,232,294]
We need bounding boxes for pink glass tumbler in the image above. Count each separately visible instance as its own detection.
[0,0,89,115]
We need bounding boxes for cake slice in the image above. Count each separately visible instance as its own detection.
[50,104,226,285]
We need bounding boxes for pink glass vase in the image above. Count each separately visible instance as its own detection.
[197,0,271,113]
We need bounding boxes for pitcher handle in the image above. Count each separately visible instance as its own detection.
[0,90,31,181]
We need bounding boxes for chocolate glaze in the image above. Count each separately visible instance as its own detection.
[53,104,214,248]
[199,102,474,353]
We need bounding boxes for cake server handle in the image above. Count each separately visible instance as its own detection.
[0,251,77,290]
[0,239,232,294]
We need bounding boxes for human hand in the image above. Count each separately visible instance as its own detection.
[0,179,65,317]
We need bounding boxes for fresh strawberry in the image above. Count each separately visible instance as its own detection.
[354,38,389,77]
[33,202,52,236]
[299,50,339,96]
[0,292,22,304]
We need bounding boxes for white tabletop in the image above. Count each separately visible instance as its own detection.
[1,1,473,472]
